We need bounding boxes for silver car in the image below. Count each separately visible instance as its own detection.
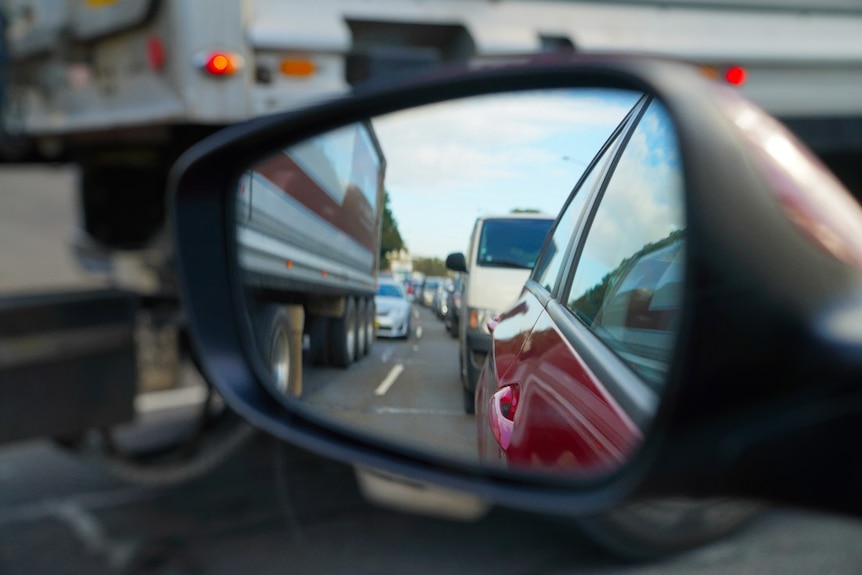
[375,279,412,339]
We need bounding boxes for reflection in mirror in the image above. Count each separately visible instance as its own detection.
[233,88,685,480]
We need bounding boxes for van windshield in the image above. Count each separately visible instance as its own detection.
[477,218,554,269]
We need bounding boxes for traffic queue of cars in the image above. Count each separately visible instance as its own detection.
[374,274,457,340]
[390,274,460,334]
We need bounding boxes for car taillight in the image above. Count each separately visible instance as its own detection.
[499,386,518,418]
[490,385,520,450]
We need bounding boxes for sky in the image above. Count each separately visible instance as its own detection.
[370,88,642,259]
[567,99,685,298]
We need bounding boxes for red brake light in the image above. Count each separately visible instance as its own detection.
[147,36,165,71]
[499,386,519,419]
[199,51,242,76]
[725,66,747,86]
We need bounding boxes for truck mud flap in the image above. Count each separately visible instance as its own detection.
[0,289,138,444]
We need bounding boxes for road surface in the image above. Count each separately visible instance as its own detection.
[299,304,476,463]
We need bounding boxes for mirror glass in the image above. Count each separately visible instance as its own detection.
[233,88,686,479]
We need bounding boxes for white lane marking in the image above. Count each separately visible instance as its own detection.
[0,487,153,528]
[412,345,420,352]
[135,385,208,414]
[413,309,420,320]
[56,504,107,555]
[380,346,394,363]
[416,326,423,339]
[57,503,139,567]
[374,363,405,396]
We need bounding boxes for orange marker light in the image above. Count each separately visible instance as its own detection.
[698,65,720,80]
[725,66,747,86]
[280,59,316,77]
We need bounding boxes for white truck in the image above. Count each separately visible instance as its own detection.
[2,0,862,481]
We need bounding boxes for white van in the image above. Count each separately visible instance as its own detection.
[445,213,556,413]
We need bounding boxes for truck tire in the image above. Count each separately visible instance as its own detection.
[330,297,357,367]
[255,305,299,396]
[363,297,375,355]
[356,298,367,359]
[307,315,330,365]
[576,499,761,561]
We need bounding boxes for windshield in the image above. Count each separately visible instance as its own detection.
[477,218,554,269]
[377,283,404,298]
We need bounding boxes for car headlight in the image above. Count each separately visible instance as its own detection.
[467,307,496,334]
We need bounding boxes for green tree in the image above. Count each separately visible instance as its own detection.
[413,257,449,277]
[380,190,405,270]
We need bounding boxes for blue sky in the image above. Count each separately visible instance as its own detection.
[371,88,641,259]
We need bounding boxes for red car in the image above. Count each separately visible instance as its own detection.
[477,94,684,476]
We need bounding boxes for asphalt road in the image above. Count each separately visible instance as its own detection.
[1,166,862,574]
[300,304,476,463]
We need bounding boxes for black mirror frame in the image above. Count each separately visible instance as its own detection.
[171,53,862,516]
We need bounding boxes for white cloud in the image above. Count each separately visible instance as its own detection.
[571,102,685,293]
[371,88,640,258]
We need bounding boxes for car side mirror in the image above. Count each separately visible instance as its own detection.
[172,54,862,518]
[445,252,467,273]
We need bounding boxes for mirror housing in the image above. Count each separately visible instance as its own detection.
[172,54,862,517]
[445,252,467,273]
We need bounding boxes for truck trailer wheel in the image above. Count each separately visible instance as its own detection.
[330,297,357,367]
[356,298,367,360]
[363,297,375,356]
[255,304,300,396]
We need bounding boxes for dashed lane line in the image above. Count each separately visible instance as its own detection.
[374,364,405,396]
